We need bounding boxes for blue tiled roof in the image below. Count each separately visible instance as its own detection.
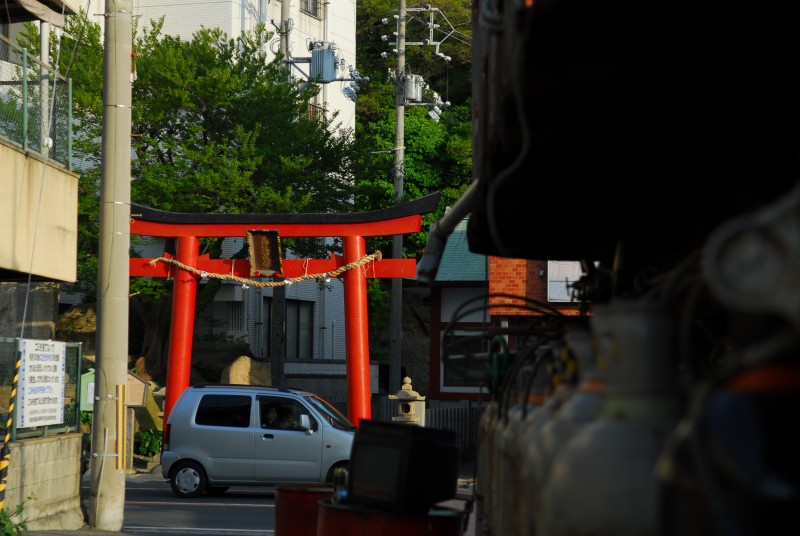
[429,217,487,282]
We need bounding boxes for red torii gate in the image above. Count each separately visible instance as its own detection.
[129,193,440,426]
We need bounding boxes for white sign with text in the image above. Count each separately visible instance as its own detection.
[19,339,66,428]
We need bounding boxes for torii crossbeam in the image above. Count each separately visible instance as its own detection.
[129,193,440,426]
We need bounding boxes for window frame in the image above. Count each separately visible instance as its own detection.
[300,0,321,18]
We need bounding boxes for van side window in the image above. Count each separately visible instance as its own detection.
[259,397,318,432]
[195,394,252,428]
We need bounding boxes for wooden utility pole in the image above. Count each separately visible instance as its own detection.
[89,0,132,530]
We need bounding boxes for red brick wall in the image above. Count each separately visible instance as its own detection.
[489,257,581,316]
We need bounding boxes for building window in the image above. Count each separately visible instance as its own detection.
[229,301,245,332]
[309,97,325,121]
[547,260,586,302]
[286,299,313,359]
[261,296,272,359]
[300,0,320,18]
[439,330,489,393]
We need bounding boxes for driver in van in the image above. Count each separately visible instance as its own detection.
[263,406,280,428]
[277,406,299,430]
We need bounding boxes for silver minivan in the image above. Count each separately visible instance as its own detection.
[161,384,355,498]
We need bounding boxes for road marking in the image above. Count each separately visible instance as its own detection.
[126,501,274,508]
[123,526,274,535]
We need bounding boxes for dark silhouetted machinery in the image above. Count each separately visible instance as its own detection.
[418,1,800,534]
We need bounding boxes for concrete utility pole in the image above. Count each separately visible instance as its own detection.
[389,0,408,394]
[270,0,292,386]
[280,0,291,62]
[89,0,132,530]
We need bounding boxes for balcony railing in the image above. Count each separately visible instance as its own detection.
[0,34,72,169]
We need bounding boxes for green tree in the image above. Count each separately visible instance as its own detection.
[132,20,356,217]
[346,0,474,337]
[356,0,473,126]
[355,102,472,257]
[18,13,360,380]
[353,0,473,255]
[17,4,473,378]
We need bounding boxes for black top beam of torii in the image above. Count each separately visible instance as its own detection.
[129,192,442,280]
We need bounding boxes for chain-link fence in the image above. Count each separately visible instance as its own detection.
[0,34,72,169]
[0,337,83,441]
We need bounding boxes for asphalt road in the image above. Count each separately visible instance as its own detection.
[94,470,277,535]
[26,464,475,536]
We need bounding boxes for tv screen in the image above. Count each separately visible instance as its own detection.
[346,420,459,513]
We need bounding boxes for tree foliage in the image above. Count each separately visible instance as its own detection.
[16,2,474,374]
[131,19,356,217]
[353,0,473,258]
[17,13,361,379]
[19,13,359,285]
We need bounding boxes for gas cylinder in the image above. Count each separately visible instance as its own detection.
[491,350,550,536]
[522,322,604,536]
[503,345,560,536]
[475,400,498,535]
[476,336,513,535]
[513,383,565,536]
[539,299,681,536]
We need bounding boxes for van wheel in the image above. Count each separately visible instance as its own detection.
[170,461,208,498]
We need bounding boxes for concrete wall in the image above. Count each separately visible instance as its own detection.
[6,433,85,531]
[0,140,78,282]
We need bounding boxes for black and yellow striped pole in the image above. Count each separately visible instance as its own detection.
[0,350,21,509]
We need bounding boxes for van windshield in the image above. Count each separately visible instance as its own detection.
[304,395,356,431]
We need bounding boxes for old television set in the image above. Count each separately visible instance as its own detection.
[346,419,459,513]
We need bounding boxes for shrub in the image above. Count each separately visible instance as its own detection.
[0,497,31,536]
[133,429,163,457]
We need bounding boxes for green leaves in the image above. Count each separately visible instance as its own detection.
[47,11,366,301]
[20,4,474,317]
[129,22,356,218]
[355,101,473,256]
[133,428,163,458]
[0,497,30,536]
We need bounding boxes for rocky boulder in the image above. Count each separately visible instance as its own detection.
[221,355,272,386]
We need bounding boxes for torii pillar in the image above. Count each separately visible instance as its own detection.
[130,193,440,426]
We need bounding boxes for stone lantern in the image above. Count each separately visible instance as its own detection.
[388,376,426,426]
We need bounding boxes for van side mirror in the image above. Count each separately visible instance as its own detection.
[299,414,312,433]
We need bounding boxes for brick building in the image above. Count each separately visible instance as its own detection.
[426,217,584,402]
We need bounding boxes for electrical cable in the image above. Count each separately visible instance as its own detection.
[484,4,530,256]
[519,338,561,418]
[439,292,566,396]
